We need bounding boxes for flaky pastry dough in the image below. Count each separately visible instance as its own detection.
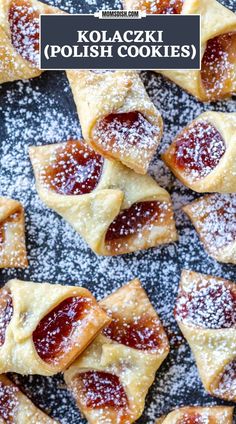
[163,112,236,193]
[0,374,57,423]
[0,0,62,84]
[183,194,236,264]
[155,406,234,424]
[66,70,163,174]
[29,140,177,256]
[124,0,236,101]
[65,279,170,424]
[175,270,236,402]
[0,197,28,268]
[0,279,109,376]
[158,0,236,101]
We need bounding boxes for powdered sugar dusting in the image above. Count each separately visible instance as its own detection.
[166,120,226,179]
[0,289,13,346]
[9,0,40,67]
[0,379,19,421]
[93,111,161,172]
[201,32,236,100]
[0,0,235,422]
[183,194,236,262]
[175,274,236,329]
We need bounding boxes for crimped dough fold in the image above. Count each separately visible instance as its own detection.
[0,0,62,84]
[65,279,170,424]
[66,70,163,174]
[29,141,177,256]
[0,197,28,268]
[175,270,236,402]
[0,279,109,376]
[163,112,236,193]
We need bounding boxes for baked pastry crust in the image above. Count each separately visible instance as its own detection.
[0,374,57,423]
[64,279,170,424]
[156,406,234,424]
[175,270,236,402]
[29,140,177,256]
[0,0,62,84]
[0,278,109,376]
[183,194,236,264]
[162,112,236,193]
[159,0,236,101]
[66,70,163,174]
[0,197,28,268]
[124,0,236,101]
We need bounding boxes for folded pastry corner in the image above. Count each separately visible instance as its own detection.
[29,140,177,256]
[0,278,110,375]
[0,196,28,268]
[183,193,236,264]
[124,0,236,101]
[66,70,163,174]
[65,278,170,424]
[175,270,236,402]
[170,0,236,102]
[162,111,236,193]
[0,374,57,423]
[0,0,62,84]
[155,406,234,424]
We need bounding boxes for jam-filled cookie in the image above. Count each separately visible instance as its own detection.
[0,279,109,375]
[65,279,170,424]
[0,374,57,423]
[0,0,62,84]
[175,270,236,402]
[0,197,28,268]
[29,140,177,256]
[156,406,234,424]
[66,70,163,174]
[162,112,236,193]
[124,0,236,101]
[183,194,236,264]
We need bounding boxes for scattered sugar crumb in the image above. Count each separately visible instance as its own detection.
[0,0,235,423]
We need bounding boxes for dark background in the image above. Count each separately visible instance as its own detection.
[40,14,200,69]
[0,0,235,422]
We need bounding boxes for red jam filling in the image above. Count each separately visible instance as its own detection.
[172,121,226,177]
[105,201,167,243]
[0,289,13,347]
[201,32,236,99]
[9,0,40,66]
[175,282,236,329]
[217,360,236,398]
[0,381,19,422]
[76,371,128,409]
[177,413,205,424]
[93,112,159,153]
[103,313,162,351]
[43,140,103,196]
[140,0,183,14]
[33,296,91,364]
